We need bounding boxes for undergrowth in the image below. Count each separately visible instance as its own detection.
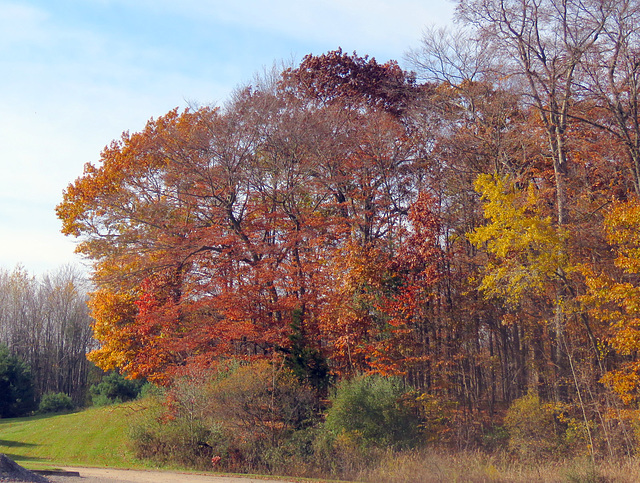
[127,362,640,482]
[3,362,639,482]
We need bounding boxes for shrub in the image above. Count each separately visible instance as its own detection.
[130,360,321,474]
[0,344,36,417]
[323,374,422,449]
[504,391,564,459]
[38,392,74,413]
[130,395,227,470]
[212,362,320,473]
[208,360,320,445]
[90,371,144,406]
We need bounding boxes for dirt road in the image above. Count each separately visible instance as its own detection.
[45,467,299,483]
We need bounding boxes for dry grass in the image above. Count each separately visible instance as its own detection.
[358,449,640,483]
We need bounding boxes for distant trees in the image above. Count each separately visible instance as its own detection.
[89,371,144,406]
[0,266,94,405]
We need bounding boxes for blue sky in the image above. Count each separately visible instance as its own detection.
[0,0,455,275]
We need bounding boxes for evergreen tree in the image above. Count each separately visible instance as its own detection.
[0,345,36,418]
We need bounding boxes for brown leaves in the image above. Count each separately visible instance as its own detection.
[59,53,429,381]
[282,48,419,117]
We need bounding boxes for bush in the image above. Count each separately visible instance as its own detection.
[130,394,227,469]
[209,361,320,443]
[323,374,422,449]
[38,392,74,413]
[90,371,144,406]
[207,361,320,473]
[504,391,565,459]
[130,360,321,473]
[0,345,36,417]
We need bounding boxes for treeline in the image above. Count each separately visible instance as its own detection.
[0,266,94,405]
[56,0,640,463]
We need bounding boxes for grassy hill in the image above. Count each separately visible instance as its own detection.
[0,401,147,470]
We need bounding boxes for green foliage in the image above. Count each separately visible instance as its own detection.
[504,391,564,459]
[0,345,36,418]
[130,395,226,470]
[324,374,422,449]
[283,308,331,395]
[38,392,74,414]
[89,371,144,406]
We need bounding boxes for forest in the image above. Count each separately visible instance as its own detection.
[49,0,640,477]
[0,266,94,411]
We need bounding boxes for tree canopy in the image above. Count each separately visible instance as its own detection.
[56,6,640,453]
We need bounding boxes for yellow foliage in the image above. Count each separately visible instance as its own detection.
[605,200,640,274]
[582,198,640,403]
[86,288,139,372]
[504,391,565,459]
[468,174,570,307]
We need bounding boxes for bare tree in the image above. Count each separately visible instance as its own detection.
[0,266,94,403]
[458,0,612,225]
[405,25,497,85]
[575,0,640,194]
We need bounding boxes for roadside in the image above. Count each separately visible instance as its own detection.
[45,467,300,483]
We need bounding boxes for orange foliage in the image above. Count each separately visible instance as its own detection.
[58,55,423,382]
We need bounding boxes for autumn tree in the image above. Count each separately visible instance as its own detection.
[59,102,314,381]
[582,199,640,404]
[408,31,549,408]
[458,0,613,224]
[58,52,429,382]
[280,51,434,376]
[453,0,619,406]
[57,41,640,458]
[576,0,640,194]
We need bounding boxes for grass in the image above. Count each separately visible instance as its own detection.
[4,401,640,482]
[0,400,338,482]
[0,401,148,470]
[360,449,640,482]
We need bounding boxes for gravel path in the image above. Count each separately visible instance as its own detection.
[0,454,303,483]
[45,467,299,483]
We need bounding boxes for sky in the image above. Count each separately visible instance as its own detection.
[0,0,455,276]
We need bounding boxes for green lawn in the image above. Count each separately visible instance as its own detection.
[0,401,147,470]
[0,401,330,482]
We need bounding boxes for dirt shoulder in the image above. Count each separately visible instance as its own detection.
[45,467,299,483]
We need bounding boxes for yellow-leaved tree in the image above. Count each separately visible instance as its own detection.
[468,174,576,400]
[582,199,640,404]
[468,174,571,306]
